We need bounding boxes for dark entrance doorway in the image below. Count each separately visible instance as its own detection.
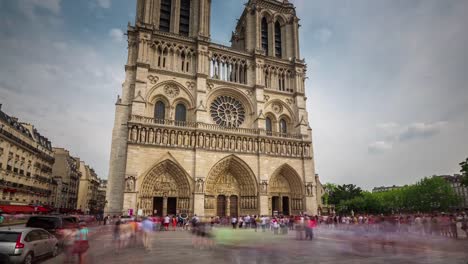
[167,197,177,215]
[229,195,238,217]
[282,196,290,215]
[153,197,163,216]
[272,196,280,214]
[217,195,226,217]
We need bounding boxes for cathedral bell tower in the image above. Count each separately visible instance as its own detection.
[135,0,211,39]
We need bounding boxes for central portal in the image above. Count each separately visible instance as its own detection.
[204,155,259,217]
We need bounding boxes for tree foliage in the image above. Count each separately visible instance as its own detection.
[460,157,468,187]
[331,177,459,214]
[325,183,362,206]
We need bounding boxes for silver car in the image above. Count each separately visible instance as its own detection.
[0,227,58,264]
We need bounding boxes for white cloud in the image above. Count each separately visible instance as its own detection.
[369,121,448,154]
[368,141,392,154]
[96,0,111,9]
[399,122,447,142]
[109,28,124,42]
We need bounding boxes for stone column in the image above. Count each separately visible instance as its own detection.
[226,196,231,217]
[163,196,168,216]
[193,194,205,217]
[278,195,283,214]
[259,195,269,216]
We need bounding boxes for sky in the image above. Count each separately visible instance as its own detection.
[0,0,467,190]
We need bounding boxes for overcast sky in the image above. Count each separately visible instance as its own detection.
[0,0,467,190]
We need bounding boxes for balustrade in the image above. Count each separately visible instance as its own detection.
[128,115,312,159]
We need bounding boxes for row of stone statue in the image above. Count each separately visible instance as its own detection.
[129,126,312,158]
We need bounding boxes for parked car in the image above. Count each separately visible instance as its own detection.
[25,215,78,243]
[0,227,58,264]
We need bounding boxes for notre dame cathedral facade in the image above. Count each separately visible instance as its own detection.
[106,0,320,218]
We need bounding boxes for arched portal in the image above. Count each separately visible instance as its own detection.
[268,164,304,216]
[205,155,258,217]
[138,160,191,216]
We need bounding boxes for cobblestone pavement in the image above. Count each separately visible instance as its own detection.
[39,227,468,264]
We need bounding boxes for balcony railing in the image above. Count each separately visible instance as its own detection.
[129,115,305,140]
[128,115,312,159]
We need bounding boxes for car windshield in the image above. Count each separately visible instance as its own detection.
[27,217,60,229]
[0,232,20,242]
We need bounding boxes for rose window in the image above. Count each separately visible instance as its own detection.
[210,96,246,128]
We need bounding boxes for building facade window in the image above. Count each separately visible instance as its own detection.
[261,17,269,53]
[159,0,172,32]
[266,117,272,135]
[279,119,287,134]
[179,0,190,36]
[275,21,282,58]
[175,103,187,124]
[154,101,166,121]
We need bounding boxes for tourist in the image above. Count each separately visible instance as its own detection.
[113,216,122,253]
[73,222,89,264]
[172,215,177,231]
[141,217,154,251]
[63,223,77,263]
[164,215,170,231]
[231,216,238,229]
[260,215,267,232]
[272,218,279,235]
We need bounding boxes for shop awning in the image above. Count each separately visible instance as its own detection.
[0,205,36,214]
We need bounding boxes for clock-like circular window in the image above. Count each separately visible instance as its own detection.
[210,96,246,128]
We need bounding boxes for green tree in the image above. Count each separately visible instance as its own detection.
[327,184,363,212]
[460,157,468,187]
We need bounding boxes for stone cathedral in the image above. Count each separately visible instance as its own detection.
[106,0,320,218]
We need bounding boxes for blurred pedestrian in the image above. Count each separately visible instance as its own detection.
[73,222,89,264]
[63,223,77,263]
[113,217,122,253]
[141,217,154,251]
[231,216,237,229]
[172,216,177,231]
[164,215,170,231]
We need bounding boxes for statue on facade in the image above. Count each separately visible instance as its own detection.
[306,183,313,196]
[196,178,204,193]
[126,177,135,192]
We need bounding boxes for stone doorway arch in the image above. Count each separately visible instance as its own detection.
[268,164,304,216]
[138,160,191,216]
[204,155,258,217]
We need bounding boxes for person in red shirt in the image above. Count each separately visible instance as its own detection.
[172,216,177,231]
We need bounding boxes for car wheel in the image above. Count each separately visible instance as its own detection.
[23,252,33,264]
[52,244,59,257]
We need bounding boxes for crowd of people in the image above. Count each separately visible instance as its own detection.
[318,212,468,239]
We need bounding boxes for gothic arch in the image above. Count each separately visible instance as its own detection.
[138,159,192,216]
[139,159,192,198]
[205,155,258,197]
[146,80,196,108]
[273,13,288,26]
[264,99,296,122]
[268,163,303,198]
[259,10,274,23]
